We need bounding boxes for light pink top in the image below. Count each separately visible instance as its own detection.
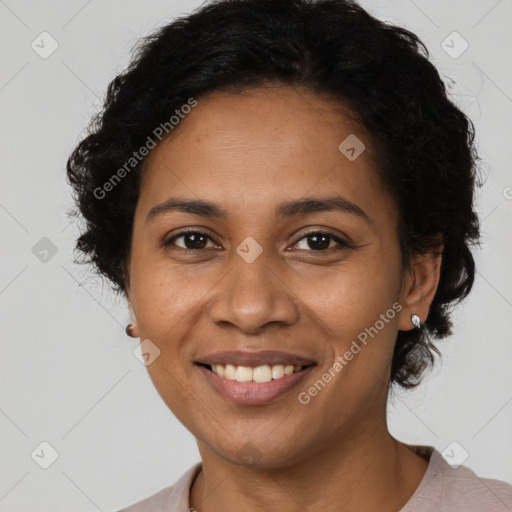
[118,445,512,511]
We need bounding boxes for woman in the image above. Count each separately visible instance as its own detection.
[66,0,512,510]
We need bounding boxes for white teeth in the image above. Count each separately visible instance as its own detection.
[209,363,304,382]
[253,365,272,383]
[235,366,253,382]
[224,364,237,380]
[271,364,285,379]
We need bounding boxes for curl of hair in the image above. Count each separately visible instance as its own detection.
[67,0,481,389]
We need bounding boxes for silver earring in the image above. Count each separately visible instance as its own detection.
[411,314,421,329]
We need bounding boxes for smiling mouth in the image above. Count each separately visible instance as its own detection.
[198,363,314,383]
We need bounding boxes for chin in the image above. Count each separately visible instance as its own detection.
[199,431,317,469]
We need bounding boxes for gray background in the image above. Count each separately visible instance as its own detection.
[0,0,511,510]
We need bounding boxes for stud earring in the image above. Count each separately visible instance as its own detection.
[411,314,421,329]
[125,323,137,338]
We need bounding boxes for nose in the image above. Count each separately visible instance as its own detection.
[208,252,300,334]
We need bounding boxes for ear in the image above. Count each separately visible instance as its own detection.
[398,240,444,331]
[125,283,140,338]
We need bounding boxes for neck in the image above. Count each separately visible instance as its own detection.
[190,420,429,512]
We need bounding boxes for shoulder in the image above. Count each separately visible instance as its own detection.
[117,462,202,512]
[404,447,512,511]
[439,457,512,511]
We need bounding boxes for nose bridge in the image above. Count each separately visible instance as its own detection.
[209,245,299,332]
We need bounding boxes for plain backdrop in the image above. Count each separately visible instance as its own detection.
[0,0,511,510]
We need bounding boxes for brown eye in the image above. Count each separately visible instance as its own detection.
[305,233,330,250]
[164,231,215,250]
[294,232,352,251]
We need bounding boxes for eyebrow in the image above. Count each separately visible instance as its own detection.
[146,196,371,224]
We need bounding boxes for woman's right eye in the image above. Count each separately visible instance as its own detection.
[163,231,217,250]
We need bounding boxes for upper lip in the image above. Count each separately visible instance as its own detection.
[196,350,316,368]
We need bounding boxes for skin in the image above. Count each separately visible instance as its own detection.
[126,85,443,511]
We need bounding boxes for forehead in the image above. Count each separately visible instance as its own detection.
[148,85,368,164]
[138,85,395,224]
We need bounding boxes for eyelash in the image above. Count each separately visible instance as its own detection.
[163,230,354,252]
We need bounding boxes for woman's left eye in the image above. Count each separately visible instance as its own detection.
[293,232,352,251]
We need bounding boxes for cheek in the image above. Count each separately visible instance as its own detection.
[297,251,402,397]
[130,241,202,330]
[302,252,400,335]
[129,260,203,417]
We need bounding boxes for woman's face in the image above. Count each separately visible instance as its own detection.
[127,85,412,467]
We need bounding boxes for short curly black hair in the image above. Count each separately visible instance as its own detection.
[66,0,481,390]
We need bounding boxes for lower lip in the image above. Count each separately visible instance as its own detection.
[197,365,315,405]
